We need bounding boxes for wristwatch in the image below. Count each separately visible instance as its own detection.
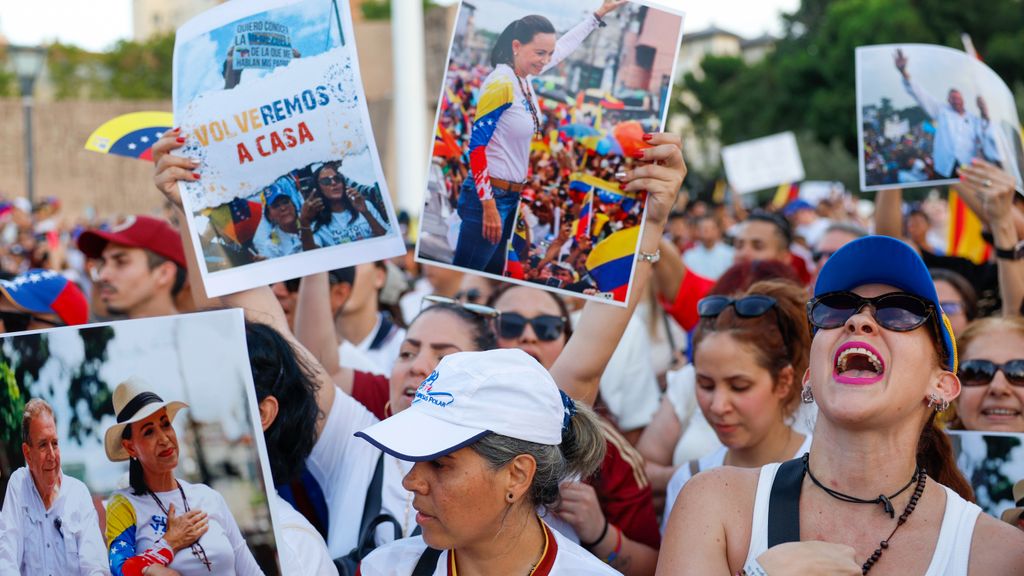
[995,240,1024,261]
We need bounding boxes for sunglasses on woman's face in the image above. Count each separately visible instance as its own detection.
[807,291,935,332]
[498,312,566,342]
[318,175,344,187]
[958,359,1024,387]
[0,310,64,333]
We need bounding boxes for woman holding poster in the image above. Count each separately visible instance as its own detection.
[104,378,263,576]
[452,0,626,275]
[308,160,391,246]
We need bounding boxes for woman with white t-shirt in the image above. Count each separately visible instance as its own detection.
[103,378,263,576]
[355,349,617,575]
[309,161,390,247]
[661,279,812,533]
[452,0,625,274]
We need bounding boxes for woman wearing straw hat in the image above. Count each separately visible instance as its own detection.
[103,377,264,576]
[355,348,617,575]
[659,235,1024,575]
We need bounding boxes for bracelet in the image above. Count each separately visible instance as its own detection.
[605,524,622,564]
[580,518,609,549]
[638,248,660,264]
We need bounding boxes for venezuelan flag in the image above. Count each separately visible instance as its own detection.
[572,192,593,240]
[204,197,263,246]
[947,189,991,264]
[84,111,174,162]
[468,76,514,200]
[569,173,634,205]
[505,212,529,279]
[586,226,641,301]
[433,122,461,159]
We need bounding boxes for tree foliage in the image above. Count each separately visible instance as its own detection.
[42,33,175,100]
[679,0,1024,186]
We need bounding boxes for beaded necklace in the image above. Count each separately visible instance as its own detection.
[515,74,542,138]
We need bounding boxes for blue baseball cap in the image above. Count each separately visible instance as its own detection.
[813,235,956,372]
[262,178,298,217]
[783,199,814,218]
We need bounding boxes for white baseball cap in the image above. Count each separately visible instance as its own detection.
[355,349,568,461]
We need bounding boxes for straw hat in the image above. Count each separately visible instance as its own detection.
[104,377,188,462]
[1000,479,1024,525]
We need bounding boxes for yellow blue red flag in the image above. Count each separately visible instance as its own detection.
[84,111,174,162]
[585,225,640,302]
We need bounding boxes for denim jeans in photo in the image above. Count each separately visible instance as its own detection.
[452,176,520,275]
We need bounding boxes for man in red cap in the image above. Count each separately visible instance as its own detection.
[77,215,187,319]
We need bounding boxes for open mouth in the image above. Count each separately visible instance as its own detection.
[834,341,885,385]
[403,387,417,399]
[981,407,1022,418]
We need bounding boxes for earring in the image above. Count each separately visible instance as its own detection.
[506,493,515,503]
[801,385,814,404]
[927,393,950,412]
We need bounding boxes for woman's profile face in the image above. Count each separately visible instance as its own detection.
[122,408,179,474]
[492,286,566,370]
[956,327,1024,433]
[934,279,968,337]
[512,32,556,76]
[389,309,480,415]
[401,446,510,550]
[695,332,790,450]
[808,283,943,425]
[317,165,345,201]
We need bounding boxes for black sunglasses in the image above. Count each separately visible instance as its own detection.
[0,310,63,333]
[812,249,836,264]
[807,291,936,332]
[318,175,344,187]
[958,359,1024,387]
[498,312,566,342]
[698,295,778,319]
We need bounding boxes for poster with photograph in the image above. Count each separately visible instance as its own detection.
[948,430,1024,523]
[172,0,404,297]
[856,44,1024,192]
[721,131,805,195]
[0,309,283,574]
[416,0,685,305]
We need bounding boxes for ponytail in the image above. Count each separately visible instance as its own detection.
[489,15,556,68]
[559,401,606,482]
[917,416,973,501]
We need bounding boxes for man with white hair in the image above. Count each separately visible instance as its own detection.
[0,398,107,574]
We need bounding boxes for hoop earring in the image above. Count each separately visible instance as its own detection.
[801,385,814,404]
[506,493,515,503]
[927,393,950,412]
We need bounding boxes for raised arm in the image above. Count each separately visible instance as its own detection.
[543,1,626,73]
[958,160,1024,316]
[294,272,356,392]
[873,187,906,241]
[894,49,941,121]
[551,133,685,405]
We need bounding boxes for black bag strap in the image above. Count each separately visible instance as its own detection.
[360,453,386,537]
[688,458,700,478]
[767,457,806,547]
[413,547,443,576]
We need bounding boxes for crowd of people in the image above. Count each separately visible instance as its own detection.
[3,6,1024,576]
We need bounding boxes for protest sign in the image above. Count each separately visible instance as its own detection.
[0,310,285,574]
[857,44,1024,192]
[722,131,805,195]
[173,0,403,297]
[948,430,1024,523]
[416,0,685,306]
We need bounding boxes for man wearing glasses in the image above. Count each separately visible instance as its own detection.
[0,399,108,575]
[0,269,88,333]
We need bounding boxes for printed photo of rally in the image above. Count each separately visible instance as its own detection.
[417,0,684,303]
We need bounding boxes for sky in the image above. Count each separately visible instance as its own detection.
[0,0,801,52]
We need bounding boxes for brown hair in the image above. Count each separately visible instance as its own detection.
[693,279,810,416]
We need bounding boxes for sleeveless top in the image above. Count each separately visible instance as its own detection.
[745,462,982,576]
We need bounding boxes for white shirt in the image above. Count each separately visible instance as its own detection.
[306,393,415,558]
[0,467,108,576]
[269,492,338,576]
[253,225,303,259]
[683,242,735,280]
[902,77,980,177]
[479,17,598,186]
[105,479,263,575]
[350,314,406,376]
[358,520,619,575]
[662,435,813,534]
[744,463,980,575]
[313,203,389,247]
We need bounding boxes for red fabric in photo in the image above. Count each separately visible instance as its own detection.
[661,267,716,331]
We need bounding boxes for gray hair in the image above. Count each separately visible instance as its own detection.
[471,401,606,511]
[22,398,55,445]
[823,221,868,239]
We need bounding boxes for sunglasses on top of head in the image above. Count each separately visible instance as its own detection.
[421,294,501,321]
[957,359,1024,387]
[698,295,778,319]
[498,312,567,342]
[806,291,936,332]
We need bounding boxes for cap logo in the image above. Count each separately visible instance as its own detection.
[110,216,138,233]
[413,370,454,408]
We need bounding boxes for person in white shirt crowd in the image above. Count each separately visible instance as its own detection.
[660,279,813,533]
[332,263,406,376]
[355,349,618,576]
[398,265,464,326]
[104,378,264,575]
[0,398,108,575]
[682,215,734,280]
